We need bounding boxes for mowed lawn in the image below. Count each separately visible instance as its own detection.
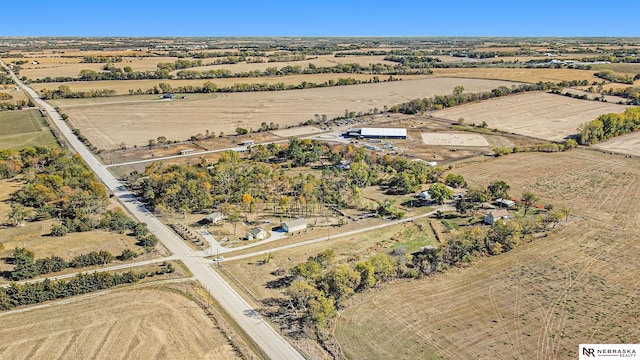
[336,150,640,359]
[0,109,57,149]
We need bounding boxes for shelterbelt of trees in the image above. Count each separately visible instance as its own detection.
[578,107,640,145]
[393,80,587,114]
[128,139,446,217]
[30,60,431,84]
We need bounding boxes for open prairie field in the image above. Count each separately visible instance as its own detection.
[336,150,640,359]
[0,109,57,149]
[57,77,518,149]
[432,67,601,83]
[432,92,631,141]
[0,285,241,360]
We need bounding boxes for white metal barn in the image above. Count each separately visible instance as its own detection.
[282,218,307,233]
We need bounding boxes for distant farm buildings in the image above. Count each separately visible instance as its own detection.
[346,127,407,139]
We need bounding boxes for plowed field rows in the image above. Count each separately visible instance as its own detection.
[0,287,240,360]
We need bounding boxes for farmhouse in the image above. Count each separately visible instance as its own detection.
[346,127,407,139]
[202,212,224,225]
[484,209,513,225]
[282,218,307,233]
[245,227,267,241]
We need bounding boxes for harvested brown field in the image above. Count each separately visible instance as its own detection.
[57,77,518,149]
[593,132,640,156]
[433,67,601,83]
[0,285,241,360]
[432,92,631,141]
[336,150,640,359]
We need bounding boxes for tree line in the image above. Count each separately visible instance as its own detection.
[578,107,640,145]
[0,270,144,311]
[7,247,139,281]
[392,81,575,114]
[32,60,429,84]
[594,70,638,85]
[81,55,123,63]
[602,86,640,105]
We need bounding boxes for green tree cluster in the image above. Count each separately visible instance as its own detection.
[0,271,143,311]
[7,247,137,281]
[578,107,640,145]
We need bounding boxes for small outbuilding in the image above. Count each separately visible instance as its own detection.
[495,198,515,208]
[281,218,307,233]
[245,227,267,240]
[484,209,513,225]
[417,191,432,201]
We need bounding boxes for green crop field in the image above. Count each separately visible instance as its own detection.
[0,109,57,149]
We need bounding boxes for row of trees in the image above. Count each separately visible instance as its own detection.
[393,81,577,114]
[578,107,640,145]
[8,247,138,281]
[594,70,638,85]
[32,59,429,84]
[0,270,143,311]
[81,55,123,63]
[39,85,116,99]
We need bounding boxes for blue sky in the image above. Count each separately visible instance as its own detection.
[3,0,639,37]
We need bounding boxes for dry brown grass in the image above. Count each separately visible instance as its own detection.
[433,67,601,83]
[336,150,640,359]
[0,284,241,360]
[594,132,640,156]
[52,77,517,149]
[432,92,631,141]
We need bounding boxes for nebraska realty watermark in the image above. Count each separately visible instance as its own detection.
[580,344,639,359]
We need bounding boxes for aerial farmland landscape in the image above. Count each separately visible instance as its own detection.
[1,2,639,360]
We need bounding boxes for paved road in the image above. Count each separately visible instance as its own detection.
[5,63,305,360]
